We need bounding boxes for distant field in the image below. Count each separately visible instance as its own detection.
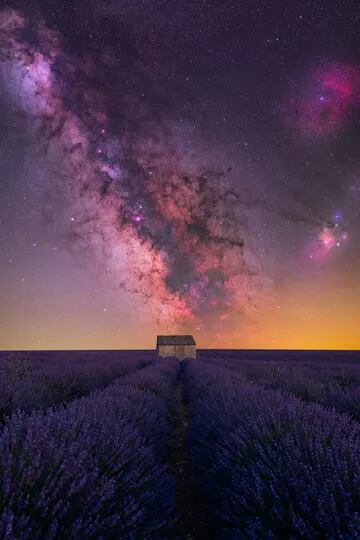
[0,349,360,539]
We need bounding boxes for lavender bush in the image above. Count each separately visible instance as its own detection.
[184,359,360,539]
[0,359,179,539]
[198,350,360,420]
[0,350,153,418]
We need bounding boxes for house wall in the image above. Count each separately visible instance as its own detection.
[158,344,196,359]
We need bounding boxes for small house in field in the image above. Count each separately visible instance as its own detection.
[157,335,196,360]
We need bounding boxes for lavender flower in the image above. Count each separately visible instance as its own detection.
[0,359,179,539]
[0,351,154,418]
[184,359,360,539]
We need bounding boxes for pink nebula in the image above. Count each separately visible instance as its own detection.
[283,63,360,136]
[304,224,348,262]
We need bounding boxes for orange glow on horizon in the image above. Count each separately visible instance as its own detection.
[1,272,359,351]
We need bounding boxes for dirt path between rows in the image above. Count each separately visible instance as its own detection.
[168,361,210,540]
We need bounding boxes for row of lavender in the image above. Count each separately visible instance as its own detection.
[198,349,360,421]
[184,359,360,539]
[0,359,179,539]
[0,350,153,418]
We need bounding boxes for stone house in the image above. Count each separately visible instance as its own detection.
[157,335,196,359]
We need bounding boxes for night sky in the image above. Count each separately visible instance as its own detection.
[0,1,359,350]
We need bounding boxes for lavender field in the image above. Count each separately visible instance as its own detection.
[0,350,360,539]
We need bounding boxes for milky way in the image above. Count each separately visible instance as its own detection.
[1,1,359,350]
[0,8,268,332]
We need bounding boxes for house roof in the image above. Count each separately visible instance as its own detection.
[157,335,196,346]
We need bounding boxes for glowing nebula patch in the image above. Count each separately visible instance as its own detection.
[305,221,348,262]
[283,63,360,136]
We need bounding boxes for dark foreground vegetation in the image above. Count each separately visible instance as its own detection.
[0,349,360,539]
